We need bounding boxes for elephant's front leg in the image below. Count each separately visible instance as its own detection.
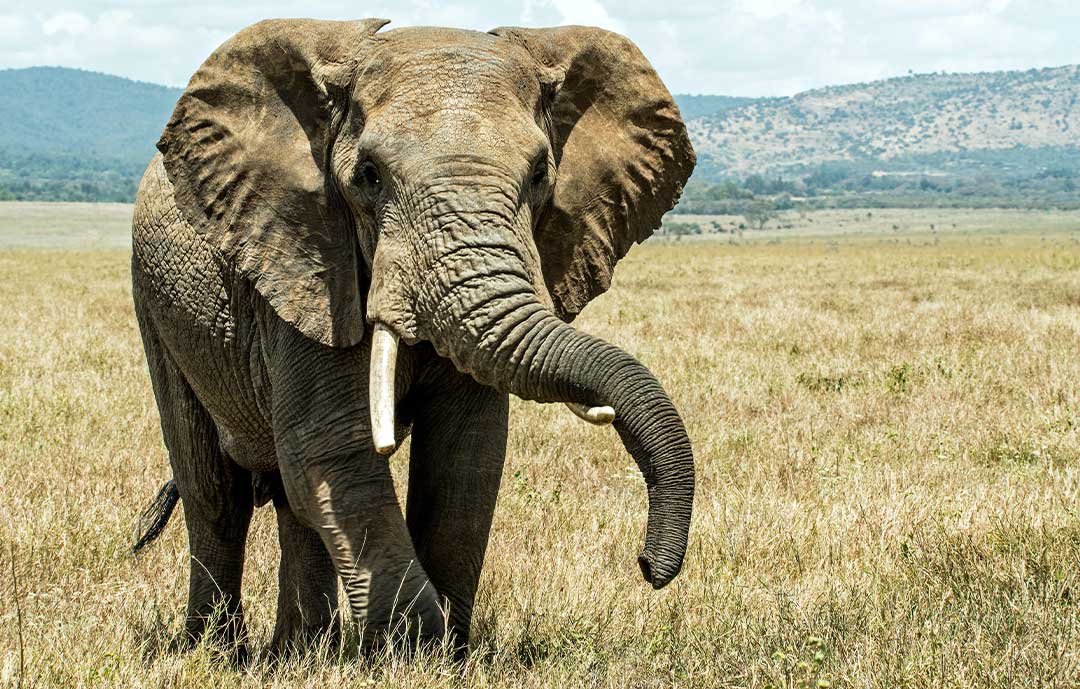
[266,325,445,651]
[405,355,509,652]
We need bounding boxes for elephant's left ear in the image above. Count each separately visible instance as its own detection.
[158,19,389,347]
[490,26,696,320]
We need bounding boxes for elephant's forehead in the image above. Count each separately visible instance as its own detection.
[354,29,543,156]
[360,27,539,115]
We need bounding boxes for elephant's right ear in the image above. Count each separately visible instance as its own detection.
[490,26,695,321]
[158,18,389,347]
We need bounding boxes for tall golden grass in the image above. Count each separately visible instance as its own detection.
[1,205,1078,687]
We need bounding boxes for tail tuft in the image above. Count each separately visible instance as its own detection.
[132,479,180,555]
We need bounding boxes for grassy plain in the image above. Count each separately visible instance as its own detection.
[1,204,1079,687]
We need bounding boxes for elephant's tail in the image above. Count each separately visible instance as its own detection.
[132,479,180,555]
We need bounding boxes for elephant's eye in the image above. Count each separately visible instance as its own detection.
[358,160,381,190]
[531,158,548,188]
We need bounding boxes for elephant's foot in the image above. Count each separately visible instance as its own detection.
[266,612,340,661]
[356,584,450,659]
[166,612,250,666]
[166,638,250,668]
[445,616,473,661]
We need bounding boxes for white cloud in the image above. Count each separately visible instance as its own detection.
[548,0,625,31]
[0,14,28,42]
[734,0,804,21]
[0,1,1077,96]
[41,11,92,36]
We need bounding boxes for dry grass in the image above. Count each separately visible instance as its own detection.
[1,205,1079,688]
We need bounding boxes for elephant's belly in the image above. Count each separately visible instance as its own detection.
[214,421,278,472]
[135,269,280,474]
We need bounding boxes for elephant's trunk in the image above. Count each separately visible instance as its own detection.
[370,220,694,587]
[509,310,695,587]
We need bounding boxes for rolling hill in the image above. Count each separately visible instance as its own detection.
[673,94,759,120]
[0,64,1078,203]
[689,64,1080,182]
[0,67,180,201]
[0,67,180,161]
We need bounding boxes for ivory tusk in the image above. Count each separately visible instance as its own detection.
[369,323,399,455]
[565,402,615,426]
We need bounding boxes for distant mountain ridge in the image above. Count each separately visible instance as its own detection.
[674,95,759,120]
[0,64,1078,202]
[0,67,180,162]
[688,64,1080,181]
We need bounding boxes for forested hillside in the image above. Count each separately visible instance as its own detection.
[0,67,179,201]
[677,65,1080,213]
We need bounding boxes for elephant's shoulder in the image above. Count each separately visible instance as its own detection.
[132,154,182,249]
[132,154,233,335]
[133,154,208,251]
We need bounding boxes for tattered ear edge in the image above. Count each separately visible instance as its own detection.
[157,18,390,348]
[491,26,697,321]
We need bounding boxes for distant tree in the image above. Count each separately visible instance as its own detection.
[709,180,748,200]
[744,200,778,230]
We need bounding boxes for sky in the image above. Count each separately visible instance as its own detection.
[0,0,1077,97]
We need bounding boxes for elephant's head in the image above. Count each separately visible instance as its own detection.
[159,19,695,590]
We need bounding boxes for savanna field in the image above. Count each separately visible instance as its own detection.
[1,204,1079,688]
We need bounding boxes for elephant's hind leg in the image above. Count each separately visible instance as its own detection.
[269,485,340,657]
[138,319,254,659]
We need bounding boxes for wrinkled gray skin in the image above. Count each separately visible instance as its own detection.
[132,18,696,658]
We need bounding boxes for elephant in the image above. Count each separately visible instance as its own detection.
[130,18,696,659]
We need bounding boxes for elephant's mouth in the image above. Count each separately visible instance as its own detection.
[367,321,614,455]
